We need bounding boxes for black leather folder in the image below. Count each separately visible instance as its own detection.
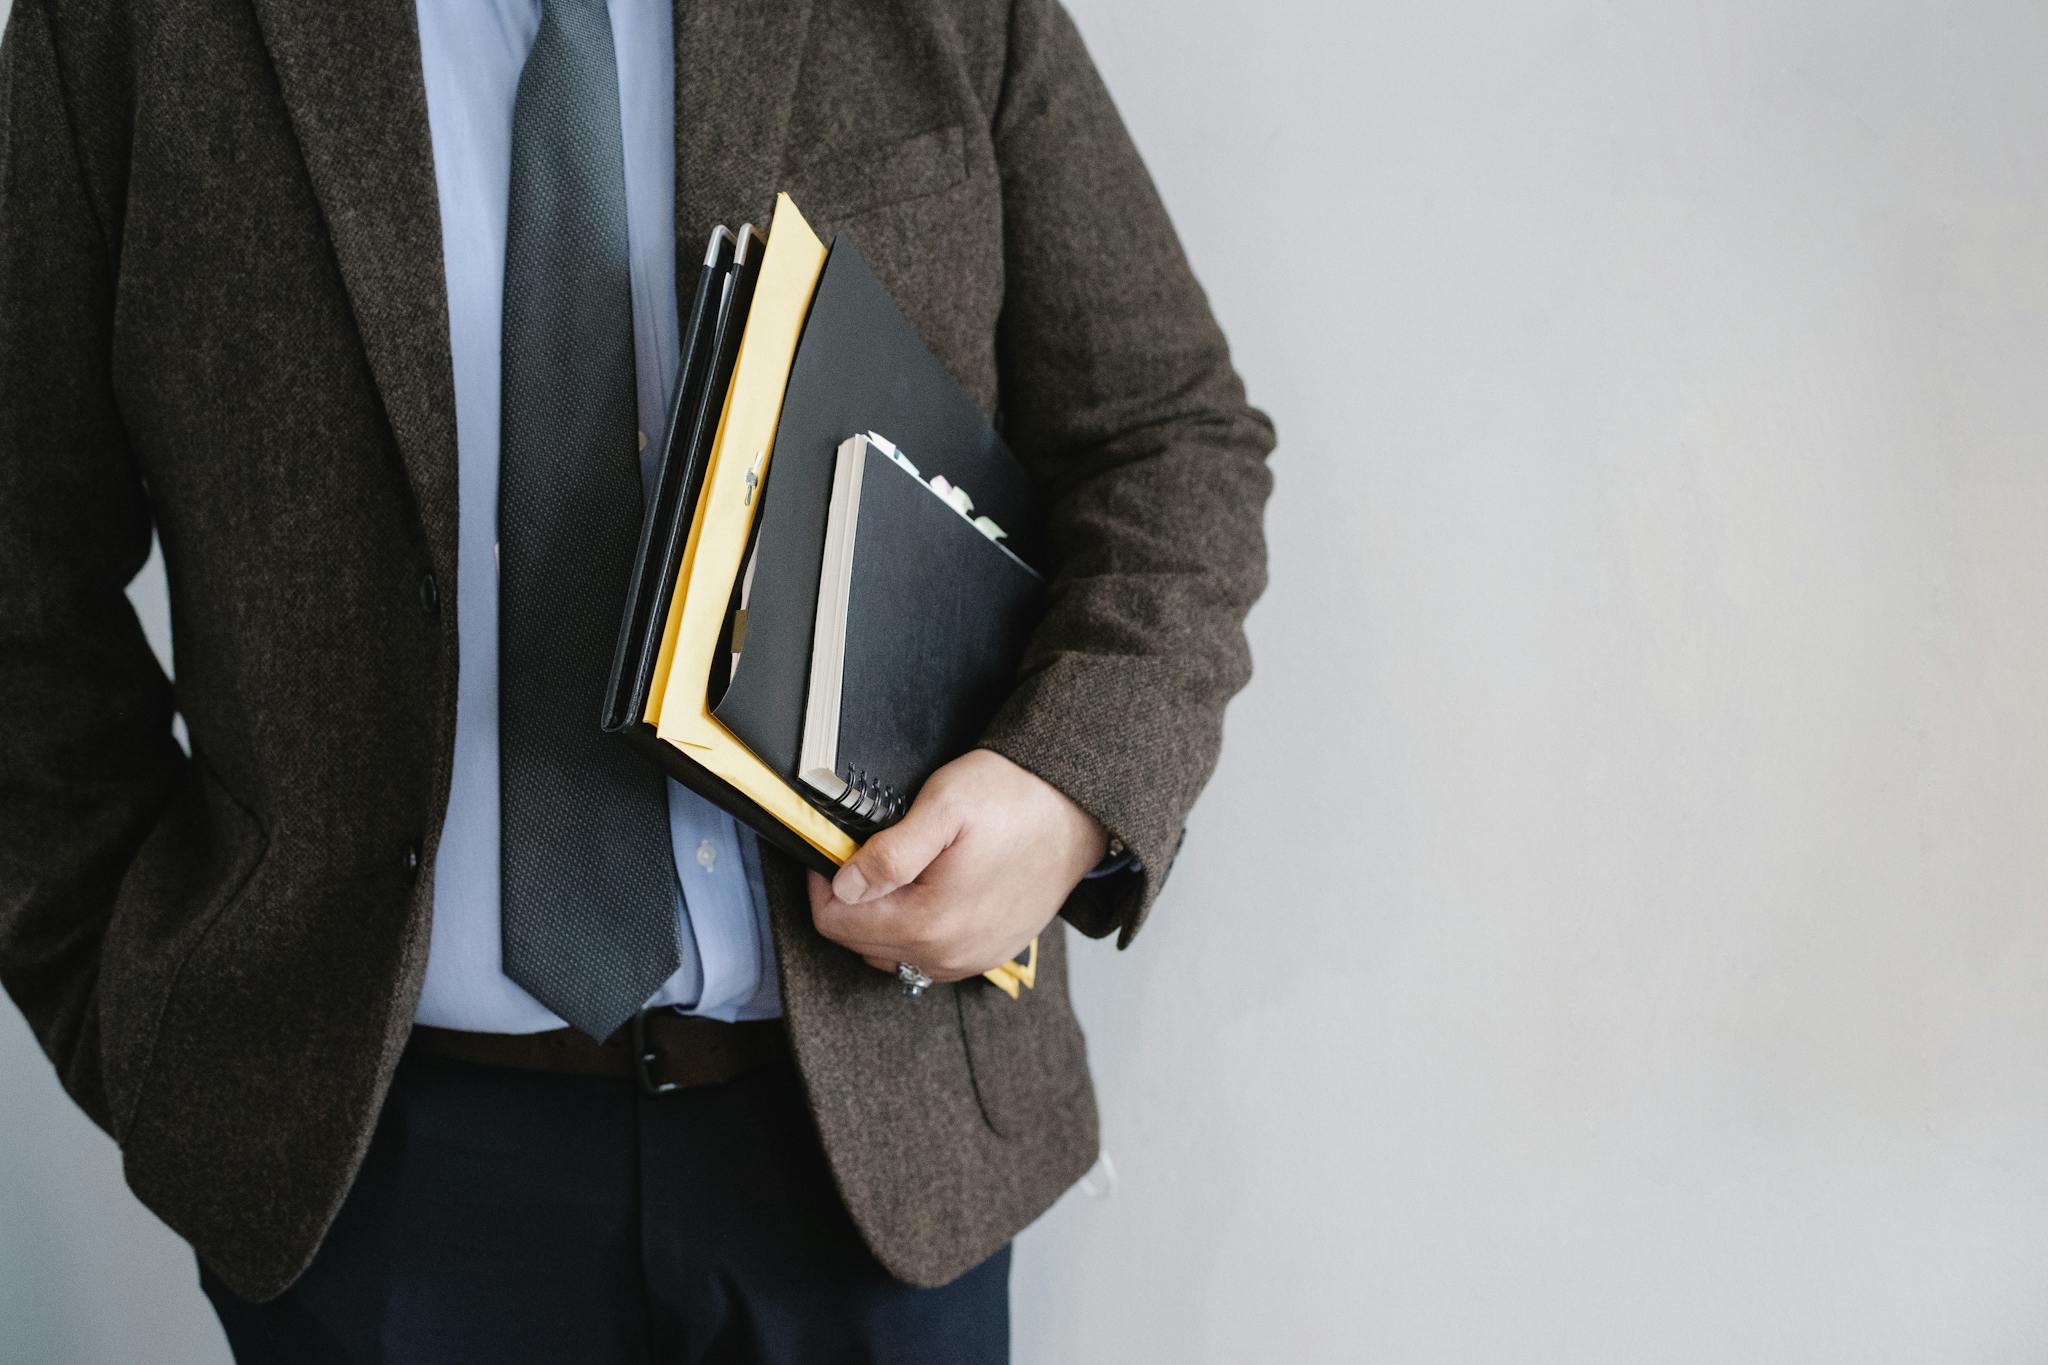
[602,223,760,733]
[602,217,858,878]
[711,238,1044,801]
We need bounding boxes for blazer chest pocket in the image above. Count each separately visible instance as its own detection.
[786,122,969,224]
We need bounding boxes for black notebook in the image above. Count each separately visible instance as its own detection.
[799,434,1045,827]
[712,238,1044,794]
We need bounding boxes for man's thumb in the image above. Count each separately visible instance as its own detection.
[831,796,961,904]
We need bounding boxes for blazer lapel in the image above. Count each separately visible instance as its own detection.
[249,0,459,580]
[675,0,815,253]
[249,0,815,586]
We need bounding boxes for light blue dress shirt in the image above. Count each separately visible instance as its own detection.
[413,0,780,1031]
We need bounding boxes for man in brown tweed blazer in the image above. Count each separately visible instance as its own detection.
[0,0,1271,1357]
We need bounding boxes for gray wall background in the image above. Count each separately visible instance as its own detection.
[5,0,2047,1360]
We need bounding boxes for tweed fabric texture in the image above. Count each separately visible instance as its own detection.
[0,0,1274,1300]
[496,0,680,1043]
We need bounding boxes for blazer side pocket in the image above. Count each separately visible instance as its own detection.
[786,122,969,223]
[953,921,1091,1139]
[97,753,270,1142]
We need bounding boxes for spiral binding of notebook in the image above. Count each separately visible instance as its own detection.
[813,764,905,834]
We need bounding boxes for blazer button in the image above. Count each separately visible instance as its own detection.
[403,842,421,876]
[417,570,439,614]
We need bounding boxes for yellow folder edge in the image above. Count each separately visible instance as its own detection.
[643,192,1033,992]
[980,939,1037,1000]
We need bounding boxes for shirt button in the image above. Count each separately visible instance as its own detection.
[638,430,649,452]
[403,842,421,876]
[417,570,439,614]
[696,839,717,872]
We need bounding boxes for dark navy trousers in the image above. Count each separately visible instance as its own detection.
[199,1046,1010,1364]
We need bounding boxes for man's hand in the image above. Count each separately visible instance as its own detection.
[807,749,1110,982]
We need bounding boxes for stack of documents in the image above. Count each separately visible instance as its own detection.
[602,194,1047,996]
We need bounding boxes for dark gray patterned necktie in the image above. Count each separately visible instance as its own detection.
[498,0,678,1041]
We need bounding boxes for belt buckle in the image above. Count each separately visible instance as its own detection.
[628,1010,679,1097]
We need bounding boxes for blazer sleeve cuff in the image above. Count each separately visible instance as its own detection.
[975,656,1209,949]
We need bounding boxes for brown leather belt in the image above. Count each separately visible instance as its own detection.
[406,1011,789,1096]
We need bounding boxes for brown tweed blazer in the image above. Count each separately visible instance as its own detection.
[0,0,1274,1300]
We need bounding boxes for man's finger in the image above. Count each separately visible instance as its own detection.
[814,880,945,957]
[817,926,918,959]
[831,791,964,904]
